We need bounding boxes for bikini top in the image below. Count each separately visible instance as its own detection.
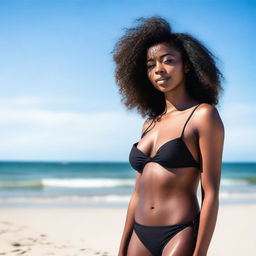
[129,103,201,173]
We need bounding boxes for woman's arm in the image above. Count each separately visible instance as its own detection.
[118,173,141,256]
[118,119,150,256]
[193,104,225,256]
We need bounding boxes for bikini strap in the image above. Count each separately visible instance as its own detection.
[180,103,201,138]
[141,118,155,138]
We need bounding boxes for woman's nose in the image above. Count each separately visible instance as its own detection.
[155,62,165,74]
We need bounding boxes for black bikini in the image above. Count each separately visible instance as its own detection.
[129,103,201,173]
[133,215,200,256]
[129,103,201,256]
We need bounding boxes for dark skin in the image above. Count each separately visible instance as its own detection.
[118,42,225,256]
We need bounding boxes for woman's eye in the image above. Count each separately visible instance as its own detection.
[147,60,173,69]
[147,64,155,69]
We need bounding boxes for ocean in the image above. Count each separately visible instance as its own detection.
[0,161,255,208]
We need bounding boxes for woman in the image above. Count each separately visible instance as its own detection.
[112,16,225,256]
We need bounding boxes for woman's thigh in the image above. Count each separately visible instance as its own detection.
[127,230,152,256]
[161,226,196,256]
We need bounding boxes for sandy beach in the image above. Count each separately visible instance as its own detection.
[0,204,255,256]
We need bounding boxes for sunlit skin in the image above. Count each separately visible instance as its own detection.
[146,43,187,92]
[123,42,224,256]
[146,42,197,114]
[129,43,202,255]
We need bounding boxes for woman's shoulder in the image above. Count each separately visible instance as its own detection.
[196,103,224,132]
[197,103,221,118]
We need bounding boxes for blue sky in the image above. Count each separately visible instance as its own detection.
[0,0,255,162]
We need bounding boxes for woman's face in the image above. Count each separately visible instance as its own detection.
[146,42,187,92]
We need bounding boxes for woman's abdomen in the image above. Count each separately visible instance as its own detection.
[134,162,200,225]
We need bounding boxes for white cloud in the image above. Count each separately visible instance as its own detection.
[220,102,256,161]
[0,97,255,161]
[221,102,256,124]
[0,96,51,108]
[0,97,143,161]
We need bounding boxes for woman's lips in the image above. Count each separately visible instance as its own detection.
[156,77,170,84]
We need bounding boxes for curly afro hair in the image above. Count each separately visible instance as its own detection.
[111,15,224,120]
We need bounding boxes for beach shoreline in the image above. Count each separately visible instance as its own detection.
[0,204,255,256]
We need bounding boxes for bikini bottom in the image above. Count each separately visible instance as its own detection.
[133,213,200,256]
